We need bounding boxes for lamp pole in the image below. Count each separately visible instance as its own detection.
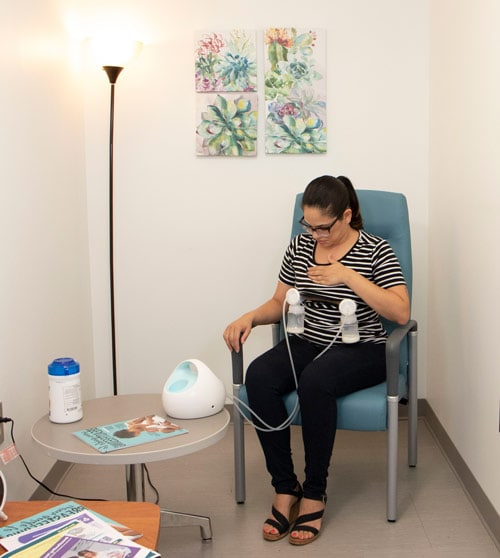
[103,65,123,396]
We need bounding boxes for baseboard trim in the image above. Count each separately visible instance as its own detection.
[421,399,500,550]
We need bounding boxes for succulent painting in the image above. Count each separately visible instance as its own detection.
[195,30,257,92]
[264,28,326,154]
[197,94,258,156]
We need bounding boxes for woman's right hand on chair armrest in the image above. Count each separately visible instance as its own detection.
[223,314,254,353]
[224,282,290,352]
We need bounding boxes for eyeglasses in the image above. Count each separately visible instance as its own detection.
[299,216,339,236]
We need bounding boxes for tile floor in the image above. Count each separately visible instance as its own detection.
[53,418,500,557]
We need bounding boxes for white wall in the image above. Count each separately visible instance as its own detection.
[79,0,429,399]
[0,0,94,499]
[3,0,499,525]
[0,0,431,502]
[429,0,500,514]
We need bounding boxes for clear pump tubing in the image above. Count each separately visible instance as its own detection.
[230,295,346,432]
[230,297,361,430]
[230,300,300,432]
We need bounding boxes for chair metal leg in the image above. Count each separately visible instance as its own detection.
[407,330,418,467]
[387,395,399,522]
[160,509,212,542]
[233,384,246,504]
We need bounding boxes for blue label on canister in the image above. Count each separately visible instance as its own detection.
[48,358,80,376]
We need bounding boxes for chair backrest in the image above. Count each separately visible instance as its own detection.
[291,189,413,336]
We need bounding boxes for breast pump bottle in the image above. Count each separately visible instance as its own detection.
[286,288,305,334]
[339,299,360,343]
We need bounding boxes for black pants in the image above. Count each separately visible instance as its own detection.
[245,336,386,500]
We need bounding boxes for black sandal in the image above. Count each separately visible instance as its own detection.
[289,496,327,546]
[263,484,303,542]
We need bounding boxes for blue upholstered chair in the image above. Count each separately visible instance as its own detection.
[231,190,418,522]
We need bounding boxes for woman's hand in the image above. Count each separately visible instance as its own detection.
[223,281,290,353]
[308,256,410,325]
[223,314,254,353]
[307,259,347,286]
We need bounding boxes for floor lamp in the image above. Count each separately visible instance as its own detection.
[103,65,123,396]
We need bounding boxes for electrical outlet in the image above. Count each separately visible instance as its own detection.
[0,402,3,444]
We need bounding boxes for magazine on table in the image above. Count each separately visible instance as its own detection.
[0,502,141,551]
[0,501,85,539]
[2,528,157,558]
[1,512,158,558]
[73,414,188,453]
[39,534,144,558]
[1,522,82,557]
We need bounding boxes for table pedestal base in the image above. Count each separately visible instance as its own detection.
[126,464,146,501]
[126,463,213,542]
[160,510,212,542]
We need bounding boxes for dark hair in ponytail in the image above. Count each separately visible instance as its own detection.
[301,175,363,230]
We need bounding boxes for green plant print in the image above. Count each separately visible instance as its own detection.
[197,94,258,156]
[264,28,327,154]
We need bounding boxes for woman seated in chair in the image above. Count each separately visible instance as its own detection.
[223,175,410,546]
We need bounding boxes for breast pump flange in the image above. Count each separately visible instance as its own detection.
[339,299,360,343]
[286,289,360,343]
[285,288,305,334]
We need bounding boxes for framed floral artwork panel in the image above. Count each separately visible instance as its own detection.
[195,30,257,92]
[264,28,327,154]
[196,93,258,156]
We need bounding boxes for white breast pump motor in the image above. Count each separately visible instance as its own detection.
[286,288,305,334]
[339,299,360,343]
[162,359,226,419]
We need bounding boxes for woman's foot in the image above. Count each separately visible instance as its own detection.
[289,496,326,545]
[263,485,303,541]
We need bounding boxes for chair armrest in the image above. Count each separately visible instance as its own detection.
[232,349,245,384]
[233,319,418,396]
[271,322,281,345]
[385,319,418,397]
[231,323,282,385]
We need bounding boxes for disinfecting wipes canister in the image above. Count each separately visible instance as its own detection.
[48,357,83,423]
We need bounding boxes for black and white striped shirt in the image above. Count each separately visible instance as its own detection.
[278,230,406,346]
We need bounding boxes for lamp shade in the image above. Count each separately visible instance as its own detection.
[162,359,226,419]
[90,37,142,68]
